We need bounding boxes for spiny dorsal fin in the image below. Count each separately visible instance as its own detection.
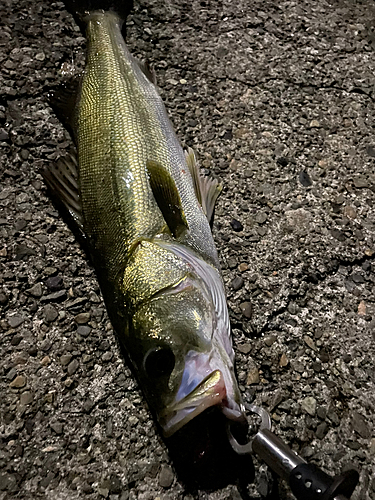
[41,151,84,234]
[48,74,82,140]
[185,147,222,227]
[146,160,189,239]
[131,56,157,85]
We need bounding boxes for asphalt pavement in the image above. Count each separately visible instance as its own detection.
[0,0,374,499]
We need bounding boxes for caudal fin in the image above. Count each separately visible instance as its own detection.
[63,0,133,24]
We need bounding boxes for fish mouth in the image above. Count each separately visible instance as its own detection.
[160,369,243,437]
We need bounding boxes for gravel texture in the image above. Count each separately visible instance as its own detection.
[1,0,375,499]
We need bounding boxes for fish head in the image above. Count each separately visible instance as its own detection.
[126,243,245,437]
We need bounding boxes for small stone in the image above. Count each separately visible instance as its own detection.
[28,345,38,357]
[89,291,101,303]
[0,472,17,492]
[343,205,356,219]
[239,302,252,319]
[13,354,27,365]
[15,244,36,260]
[0,292,8,305]
[347,440,361,451]
[238,343,251,354]
[11,335,22,346]
[74,312,90,324]
[50,421,64,435]
[231,276,244,291]
[20,391,33,405]
[98,487,109,498]
[299,170,312,187]
[264,335,277,347]
[76,325,91,337]
[8,315,25,328]
[287,302,298,315]
[246,367,260,385]
[44,304,58,322]
[40,356,51,366]
[41,290,66,303]
[303,335,317,351]
[46,276,63,291]
[320,348,330,363]
[14,219,27,231]
[301,397,316,416]
[102,352,113,362]
[44,267,57,276]
[353,176,368,188]
[255,212,267,224]
[40,339,52,351]
[0,129,9,141]
[128,416,139,426]
[58,353,71,366]
[312,361,322,372]
[309,119,320,128]
[351,273,365,284]
[358,301,366,315]
[27,283,43,298]
[108,474,122,494]
[258,471,270,497]
[83,399,94,412]
[230,219,243,232]
[35,52,46,61]
[159,465,174,488]
[64,378,74,388]
[327,409,340,426]
[317,407,327,420]
[369,438,375,455]
[316,422,328,440]
[238,263,248,272]
[351,411,371,439]
[10,375,26,388]
[67,359,79,376]
[279,353,289,367]
[366,145,375,157]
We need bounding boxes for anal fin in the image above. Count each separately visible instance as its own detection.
[146,160,189,239]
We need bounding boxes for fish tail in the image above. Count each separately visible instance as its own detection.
[63,0,133,26]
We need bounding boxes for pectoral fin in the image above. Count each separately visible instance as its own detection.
[146,160,189,239]
[185,147,222,228]
[41,151,84,236]
[48,75,82,141]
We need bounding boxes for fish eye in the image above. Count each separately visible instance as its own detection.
[143,347,175,378]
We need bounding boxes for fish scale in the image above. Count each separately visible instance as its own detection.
[79,13,165,281]
[43,5,244,439]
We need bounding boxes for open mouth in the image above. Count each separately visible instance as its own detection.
[160,369,243,437]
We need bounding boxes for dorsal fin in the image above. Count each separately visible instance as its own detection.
[146,160,189,239]
[185,147,222,227]
[41,151,84,235]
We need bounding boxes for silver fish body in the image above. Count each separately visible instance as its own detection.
[44,9,244,437]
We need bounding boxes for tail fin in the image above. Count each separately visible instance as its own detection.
[63,0,133,26]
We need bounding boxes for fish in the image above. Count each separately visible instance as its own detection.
[42,0,245,439]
